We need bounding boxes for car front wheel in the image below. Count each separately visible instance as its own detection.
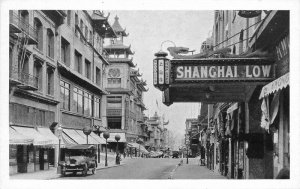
[92,167,96,175]
[82,164,88,176]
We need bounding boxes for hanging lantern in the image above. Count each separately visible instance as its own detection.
[238,10,262,18]
[153,51,170,91]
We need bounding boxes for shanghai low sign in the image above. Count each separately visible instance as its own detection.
[174,64,274,81]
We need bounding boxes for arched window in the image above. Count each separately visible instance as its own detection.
[19,10,29,31]
[46,28,54,58]
[34,18,43,51]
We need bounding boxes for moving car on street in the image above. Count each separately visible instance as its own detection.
[59,144,97,177]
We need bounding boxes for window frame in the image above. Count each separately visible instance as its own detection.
[60,80,70,111]
[46,67,54,96]
[46,29,54,59]
[85,59,91,79]
[94,97,101,118]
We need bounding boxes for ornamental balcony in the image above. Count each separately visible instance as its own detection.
[9,12,38,44]
[9,66,38,90]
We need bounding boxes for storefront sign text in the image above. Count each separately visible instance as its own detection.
[175,65,274,81]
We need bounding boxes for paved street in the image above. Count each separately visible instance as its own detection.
[57,158,180,179]
[55,157,226,180]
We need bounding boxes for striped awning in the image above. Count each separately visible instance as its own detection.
[9,127,33,145]
[90,132,106,144]
[259,72,289,99]
[127,143,149,154]
[63,129,86,144]
[75,129,100,144]
[62,132,77,145]
[12,126,54,146]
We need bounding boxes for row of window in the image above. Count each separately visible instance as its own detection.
[71,11,102,52]
[60,80,101,118]
[32,15,55,58]
[74,49,91,79]
[12,49,55,95]
[33,60,55,95]
[61,37,102,84]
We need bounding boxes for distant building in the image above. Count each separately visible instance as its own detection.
[103,16,148,154]
[145,112,169,151]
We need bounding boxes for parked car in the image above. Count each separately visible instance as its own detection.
[172,151,179,158]
[59,144,97,177]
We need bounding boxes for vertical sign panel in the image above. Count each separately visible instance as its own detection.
[158,59,164,84]
[153,59,157,85]
[165,60,170,84]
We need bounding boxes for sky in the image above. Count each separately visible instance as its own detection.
[106,11,214,140]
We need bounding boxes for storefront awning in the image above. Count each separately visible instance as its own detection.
[259,72,289,99]
[37,127,60,145]
[63,129,86,144]
[75,129,101,145]
[139,145,149,154]
[62,132,77,145]
[12,126,54,146]
[127,142,140,148]
[9,127,33,145]
[100,132,126,142]
[127,143,149,154]
[90,132,106,144]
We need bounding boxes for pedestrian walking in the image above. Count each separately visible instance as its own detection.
[200,146,205,166]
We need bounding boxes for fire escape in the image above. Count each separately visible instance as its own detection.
[9,10,39,95]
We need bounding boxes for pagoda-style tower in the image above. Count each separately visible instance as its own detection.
[104,15,134,67]
[103,15,148,155]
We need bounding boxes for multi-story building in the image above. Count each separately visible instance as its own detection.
[57,10,117,163]
[207,10,289,179]
[9,10,116,175]
[9,10,65,175]
[154,10,289,179]
[184,118,201,157]
[145,112,169,151]
[103,15,148,153]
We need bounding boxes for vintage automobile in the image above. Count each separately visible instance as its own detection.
[59,144,97,177]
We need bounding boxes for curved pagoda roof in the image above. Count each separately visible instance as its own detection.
[112,15,129,36]
[104,44,134,55]
[90,10,117,38]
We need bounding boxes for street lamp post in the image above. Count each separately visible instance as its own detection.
[115,134,121,165]
[185,139,189,164]
[56,125,63,173]
[83,126,92,144]
[103,131,110,167]
[186,146,189,164]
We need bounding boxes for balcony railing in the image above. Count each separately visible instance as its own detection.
[9,12,38,44]
[10,66,38,90]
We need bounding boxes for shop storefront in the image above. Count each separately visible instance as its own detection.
[153,35,276,179]
[9,126,59,175]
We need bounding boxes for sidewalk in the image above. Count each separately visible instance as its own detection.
[10,157,128,180]
[172,158,227,179]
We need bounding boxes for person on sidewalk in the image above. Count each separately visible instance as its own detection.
[200,146,206,166]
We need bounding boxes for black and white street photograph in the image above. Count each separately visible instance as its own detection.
[1,0,300,189]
